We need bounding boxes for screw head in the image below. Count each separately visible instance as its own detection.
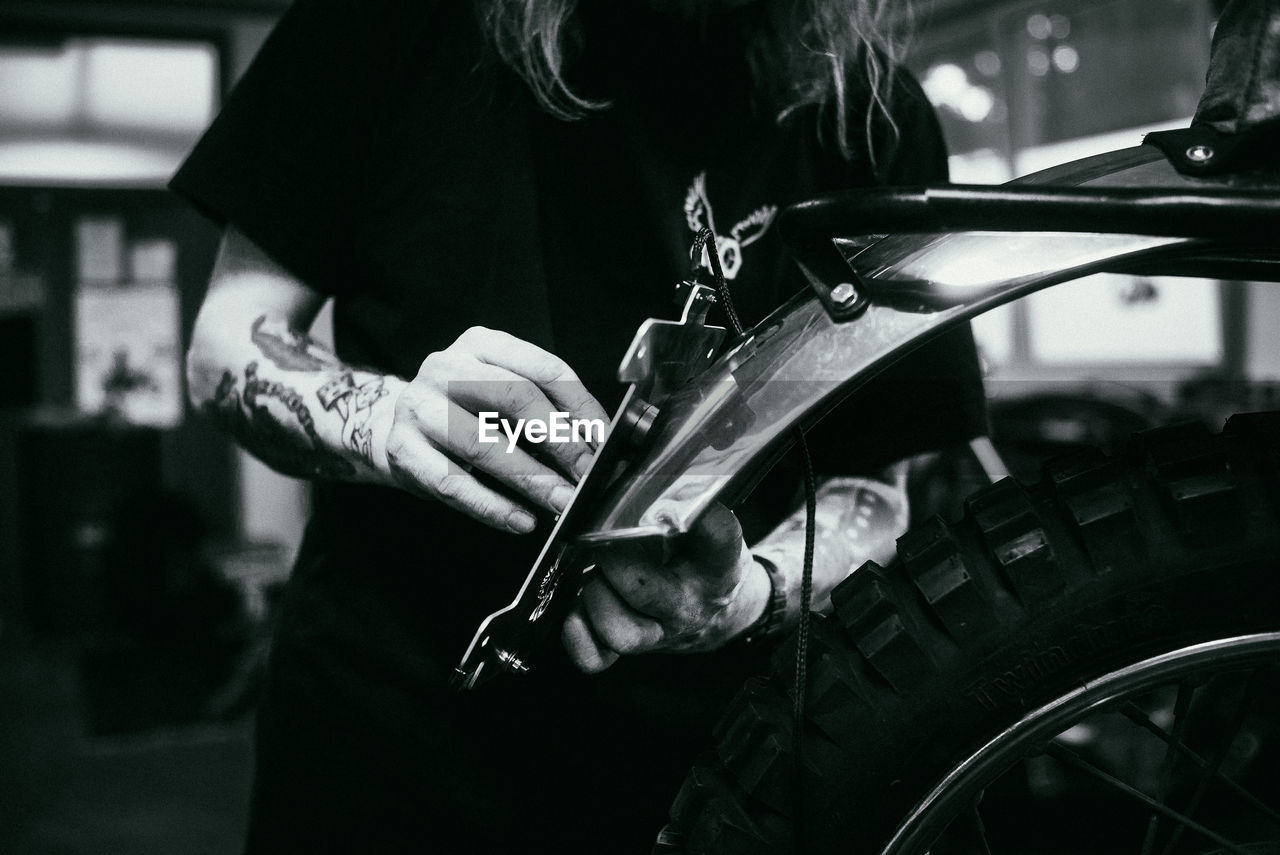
[1185,144,1214,163]
[495,648,529,673]
[830,282,858,307]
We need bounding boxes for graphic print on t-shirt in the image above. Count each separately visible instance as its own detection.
[683,172,777,280]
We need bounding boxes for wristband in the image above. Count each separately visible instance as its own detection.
[743,553,787,643]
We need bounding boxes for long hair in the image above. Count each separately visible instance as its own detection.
[477,0,904,163]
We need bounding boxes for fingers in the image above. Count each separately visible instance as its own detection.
[400,391,574,515]
[454,326,610,426]
[563,503,755,669]
[562,577,665,674]
[389,327,608,531]
[562,607,621,674]
[430,353,596,480]
[580,576,665,653]
[384,429,537,533]
[595,550,670,616]
[681,502,748,584]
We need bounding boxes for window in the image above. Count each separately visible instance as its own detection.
[0,37,218,185]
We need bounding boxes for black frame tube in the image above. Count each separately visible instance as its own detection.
[781,184,1280,244]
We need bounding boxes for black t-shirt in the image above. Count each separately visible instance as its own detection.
[171,2,986,851]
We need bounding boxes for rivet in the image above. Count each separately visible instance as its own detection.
[1185,144,1214,163]
[830,282,858,307]
[495,648,528,673]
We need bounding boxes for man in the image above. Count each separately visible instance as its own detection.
[177,0,987,850]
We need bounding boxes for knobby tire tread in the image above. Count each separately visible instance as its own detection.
[656,413,1280,854]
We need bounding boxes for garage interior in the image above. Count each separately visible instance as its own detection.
[0,0,1274,852]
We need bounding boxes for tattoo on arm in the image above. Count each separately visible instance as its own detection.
[756,475,910,594]
[206,362,357,480]
[250,314,389,464]
[250,314,339,372]
[316,371,389,464]
[200,314,394,479]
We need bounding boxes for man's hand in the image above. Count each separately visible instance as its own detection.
[561,503,771,673]
[189,229,607,534]
[382,326,610,534]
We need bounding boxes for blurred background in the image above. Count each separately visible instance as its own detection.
[0,0,1269,852]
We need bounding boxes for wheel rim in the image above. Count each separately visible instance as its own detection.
[883,633,1280,855]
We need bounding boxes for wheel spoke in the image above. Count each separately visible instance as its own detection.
[965,799,994,855]
[942,797,995,855]
[1158,669,1263,855]
[1043,742,1253,855]
[1137,681,1198,855]
[1121,699,1280,830]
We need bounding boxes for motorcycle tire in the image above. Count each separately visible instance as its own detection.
[657,412,1280,854]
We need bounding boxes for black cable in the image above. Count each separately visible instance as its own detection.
[692,225,815,854]
[791,429,816,855]
[690,227,746,336]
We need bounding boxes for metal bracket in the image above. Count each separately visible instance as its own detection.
[453,283,725,690]
[785,229,871,322]
[1144,125,1280,177]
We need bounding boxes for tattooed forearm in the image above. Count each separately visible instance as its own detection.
[194,310,399,482]
[316,371,389,464]
[206,361,357,480]
[770,477,908,563]
[753,473,911,613]
[250,314,339,372]
[246,315,389,466]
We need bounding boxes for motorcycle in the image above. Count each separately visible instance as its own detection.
[460,1,1280,851]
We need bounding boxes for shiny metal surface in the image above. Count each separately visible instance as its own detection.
[454,285,725,689]
[457,145,1280,686]
[880,632,1280,855]
[848,230,1184,301]
[576,148,1244,544]
[618,282,724,403]
[578,234,1183,543]
[452,385,638,690]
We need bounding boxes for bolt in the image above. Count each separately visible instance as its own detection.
[1185,144,1214,163]
[495,648,529,673]
[830,282,858,307]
